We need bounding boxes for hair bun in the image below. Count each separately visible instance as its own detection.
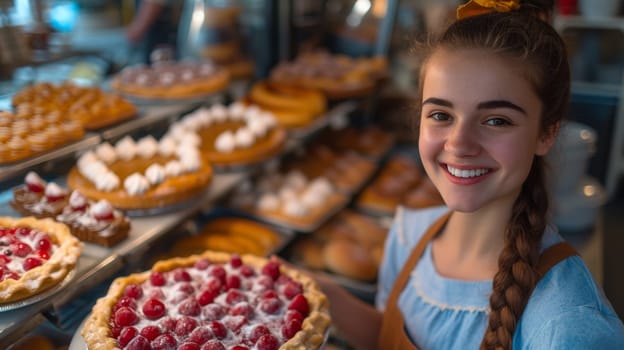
[519,0,555,20]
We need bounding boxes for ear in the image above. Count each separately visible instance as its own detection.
[535,122,560,156]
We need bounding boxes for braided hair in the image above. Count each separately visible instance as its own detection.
[416,4,570,349]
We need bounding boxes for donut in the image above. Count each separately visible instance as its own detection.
[248,81,326,128]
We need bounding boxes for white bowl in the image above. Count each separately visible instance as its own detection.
[547,121,596,195]
[552,176,606,232]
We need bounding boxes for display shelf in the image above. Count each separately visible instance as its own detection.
[0,95,358,346]
[99,103,198,141]
[0,134,102,183]
[0,171,248,347]
[0,103,201,184]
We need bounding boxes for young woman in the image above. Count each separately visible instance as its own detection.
[315,1,624,349]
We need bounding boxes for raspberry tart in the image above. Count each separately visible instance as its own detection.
[0,216,81,304]
[81,252,331,350]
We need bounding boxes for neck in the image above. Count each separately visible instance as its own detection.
[432,201,515,280]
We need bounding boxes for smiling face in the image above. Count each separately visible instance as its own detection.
[418,48,556,213]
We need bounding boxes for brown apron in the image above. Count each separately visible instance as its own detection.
[377,212,578,350]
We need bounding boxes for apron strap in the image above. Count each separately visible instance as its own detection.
[378,211,452,350]
[377,211,578,350]
[537,241,578,276]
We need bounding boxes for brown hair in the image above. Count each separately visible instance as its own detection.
[416,6,570,350]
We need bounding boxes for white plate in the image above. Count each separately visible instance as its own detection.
[69,317,87,350]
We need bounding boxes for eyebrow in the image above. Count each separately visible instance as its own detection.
[422,98,527,115]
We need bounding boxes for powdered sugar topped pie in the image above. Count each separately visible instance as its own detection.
[173,103,287,167]
[110,61,230,100]
[67,134,212,210]
[0,216,81,303]
[81,251,330,350]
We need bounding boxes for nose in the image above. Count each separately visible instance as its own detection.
[444,121,481,157]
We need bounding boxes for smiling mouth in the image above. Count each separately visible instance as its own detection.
[446,164,491,178]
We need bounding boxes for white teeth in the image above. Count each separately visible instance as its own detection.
[447,165,489,178]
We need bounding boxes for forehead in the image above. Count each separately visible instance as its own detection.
[422,48,538,105]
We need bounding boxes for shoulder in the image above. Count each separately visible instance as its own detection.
[388,205,449,250]
[515,255,624,348]
[375,206,448,310]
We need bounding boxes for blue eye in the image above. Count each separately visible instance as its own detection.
[429,112,451,121]
[485,117,510,126]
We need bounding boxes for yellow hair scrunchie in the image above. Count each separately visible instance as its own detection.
[456,0,520,20]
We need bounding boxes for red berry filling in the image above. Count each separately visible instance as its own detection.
[109,258,312,349]
[0,225,57,281]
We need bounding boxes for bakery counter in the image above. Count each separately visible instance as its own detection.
[0,133,102,183]
[0,98,362,347]
[0,170,248,348]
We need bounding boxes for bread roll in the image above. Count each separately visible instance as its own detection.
[292,237,326,270]
[323,239,378,281]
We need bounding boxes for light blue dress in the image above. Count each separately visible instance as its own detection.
[376,206,624,349]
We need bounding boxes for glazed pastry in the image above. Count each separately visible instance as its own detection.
[290,210,387,281]
[356,155,424,215]
[170,217,282,257]
[11,82,136,131]
[247,81,327,128]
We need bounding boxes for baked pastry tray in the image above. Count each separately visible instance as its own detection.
[238,193,350,234]
[69,314,330,350]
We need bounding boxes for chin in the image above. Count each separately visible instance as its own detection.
[440,197,483,213]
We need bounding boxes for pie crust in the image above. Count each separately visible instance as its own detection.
[0,216,81,304]
[81,251,331,350]
[198,120,287,167]
[269,51,387,100]
[67,154,213,210]
[110,62,230,100]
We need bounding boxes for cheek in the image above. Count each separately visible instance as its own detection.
[418,127,441,166]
